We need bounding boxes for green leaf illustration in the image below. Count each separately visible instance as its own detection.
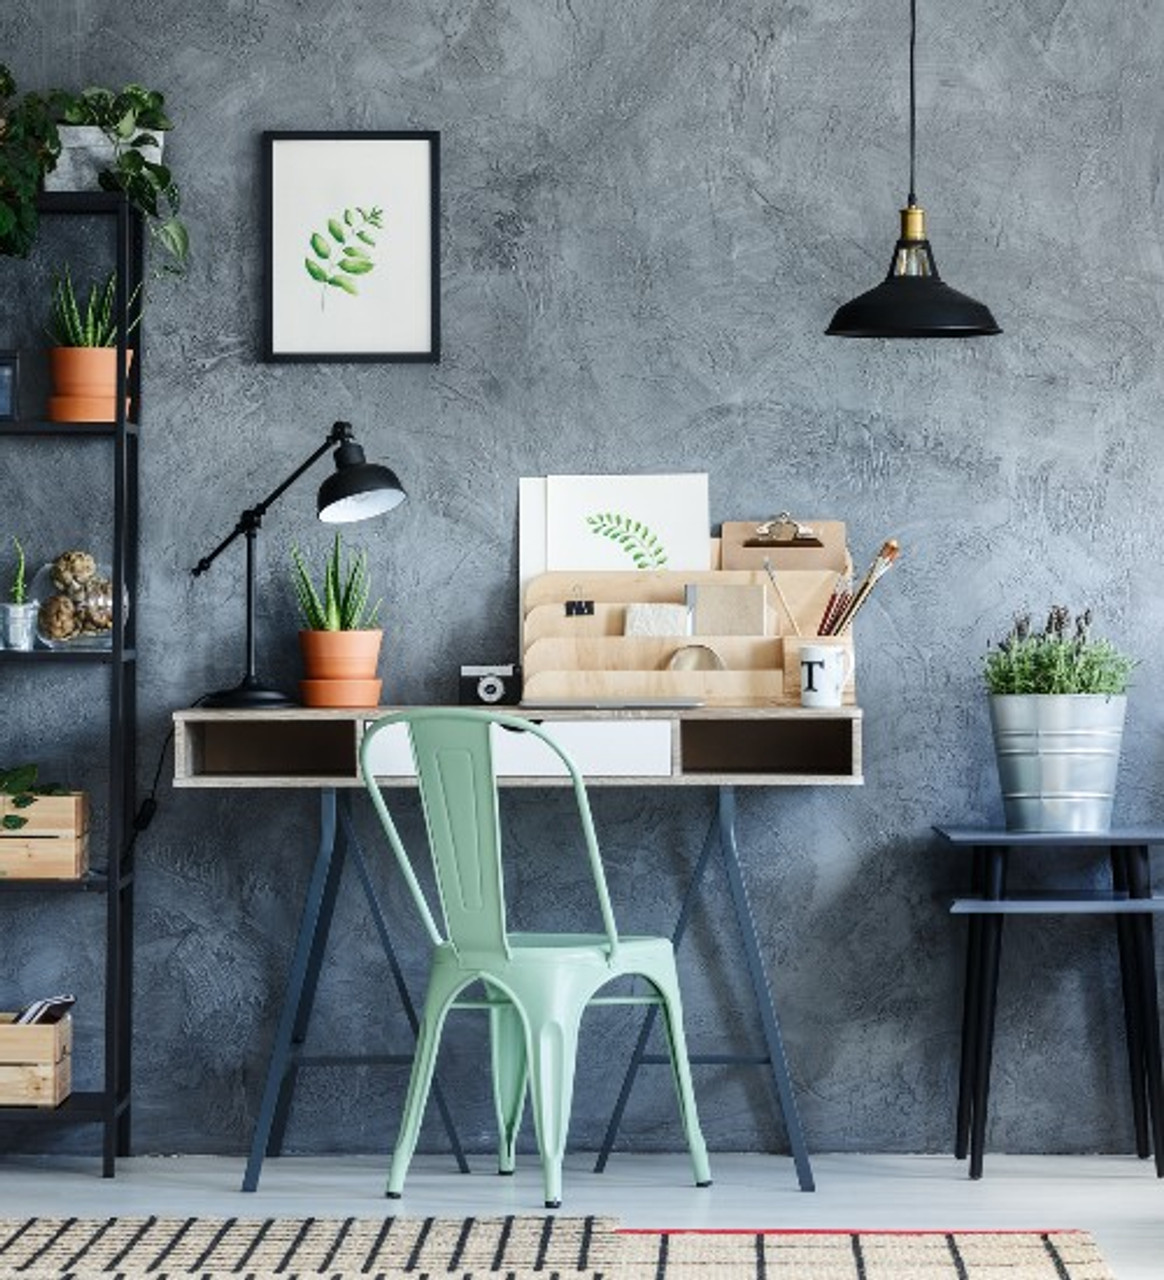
[304,204,384,307]
[585,512,669,569]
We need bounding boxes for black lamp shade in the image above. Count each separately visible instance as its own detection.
[826,274,1001,338]
[827,228,1001,338]
[318,460,406,523]
[317,439,406,523]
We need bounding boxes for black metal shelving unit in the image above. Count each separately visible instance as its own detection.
[0,190,141,1176]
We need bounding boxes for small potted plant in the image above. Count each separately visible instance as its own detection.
[46,81,189,272]
[1,537,37,650]
[45,266,140,423]
[0,64,60,259]
[984,606,1135,833]
[291,532,383,708]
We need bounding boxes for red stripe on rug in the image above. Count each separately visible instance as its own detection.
[617,1228,1088,1236]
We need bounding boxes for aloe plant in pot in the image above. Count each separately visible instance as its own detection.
[292,533,383,708]
[1,537,37,650]
[984,606,1136,833]
[46,266,140,423]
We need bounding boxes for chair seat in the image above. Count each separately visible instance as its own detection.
[437,933,675,975]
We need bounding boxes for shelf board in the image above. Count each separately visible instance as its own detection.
[0,1089,126,1123]
[0,420,138,437]
[0,871,109,894]
[37,191,128,217]
[0,648,135,665]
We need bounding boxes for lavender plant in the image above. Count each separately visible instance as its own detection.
[984,606,1135,696]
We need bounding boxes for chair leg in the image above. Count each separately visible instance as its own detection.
[653,968,712,1187]
[524,1006,583,1208]
[487,984,528,1174]
[386,982,456,1199]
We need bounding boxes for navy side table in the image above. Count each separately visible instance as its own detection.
[935,827,1164,1180]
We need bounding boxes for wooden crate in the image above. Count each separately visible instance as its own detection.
[0,1013,72,1107]
[0,792,89,880]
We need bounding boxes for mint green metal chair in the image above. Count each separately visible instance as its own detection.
[359,708,711,1208]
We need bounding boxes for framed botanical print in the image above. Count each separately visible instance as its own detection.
[263,131,440,362]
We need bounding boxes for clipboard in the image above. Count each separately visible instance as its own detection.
[721,516,850,573]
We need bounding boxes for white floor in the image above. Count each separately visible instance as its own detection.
[0,1153,1160,1276]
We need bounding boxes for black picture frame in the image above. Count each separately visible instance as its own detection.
[262,131,440,363]
[0,351,19,421]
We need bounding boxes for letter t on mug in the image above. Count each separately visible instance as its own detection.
[798,644,853,708]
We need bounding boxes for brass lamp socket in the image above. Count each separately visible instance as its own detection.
[899,204,927,242]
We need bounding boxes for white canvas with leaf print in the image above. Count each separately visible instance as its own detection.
[545,473,711,572]
[270,138,432,354]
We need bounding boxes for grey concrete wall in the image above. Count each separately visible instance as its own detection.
[2,0,1162,1162]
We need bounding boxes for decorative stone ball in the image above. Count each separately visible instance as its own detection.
[51,550,97,595]
[39,594,80,641]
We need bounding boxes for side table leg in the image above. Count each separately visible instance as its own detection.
[969,846,1008,1180]
[955,848,986,1160]
[716,787,814,1192]
[242,790,341,1193]
[1112,847,1150,1159]
[1127,847,1164,1177]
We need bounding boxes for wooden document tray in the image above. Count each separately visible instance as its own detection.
[522,569,855,708]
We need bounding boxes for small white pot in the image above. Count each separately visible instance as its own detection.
[45,125,164,192]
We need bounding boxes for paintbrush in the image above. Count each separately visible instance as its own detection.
[833,539,899,635]
[762,556,802,637]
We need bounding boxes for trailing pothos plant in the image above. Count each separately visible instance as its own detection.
[52,82,189,273]
[304,205,383,305]
[0,64,61,258]
[0,765,63,831]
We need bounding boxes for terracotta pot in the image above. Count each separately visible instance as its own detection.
[48,347,135,423]
[299,678,383,709]
[299,629,383,681]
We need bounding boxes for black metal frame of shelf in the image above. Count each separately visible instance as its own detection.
[0,192,141,1175]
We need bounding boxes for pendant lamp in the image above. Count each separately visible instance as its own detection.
[826,0,1000,338]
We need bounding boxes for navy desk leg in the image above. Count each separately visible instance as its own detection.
[969,845,1008,1180]
[595,786,814,1193]
[243,790,343,1192]
[955,847,986,1160]
[716,787,814,1192]
[338,801,469,1174]
[594,800,719,1174]
[1126,846,1164,1176]
[1111,847,1150,1159]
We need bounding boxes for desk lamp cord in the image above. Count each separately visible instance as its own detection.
[126,695,207,857]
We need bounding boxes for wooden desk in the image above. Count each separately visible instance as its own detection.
[174,705,863,1193]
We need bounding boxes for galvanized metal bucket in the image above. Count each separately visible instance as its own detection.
[989,694,1126,833]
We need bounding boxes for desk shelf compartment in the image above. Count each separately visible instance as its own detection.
[680,712,862,782]
[177,715,361,786]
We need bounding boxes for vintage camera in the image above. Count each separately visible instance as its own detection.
[459,663,522,706]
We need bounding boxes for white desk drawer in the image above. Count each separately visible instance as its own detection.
[362,718,674,779]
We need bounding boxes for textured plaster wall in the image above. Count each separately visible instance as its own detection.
[2,0,1163,1161]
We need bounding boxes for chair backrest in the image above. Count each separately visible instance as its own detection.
[359,709,620,967]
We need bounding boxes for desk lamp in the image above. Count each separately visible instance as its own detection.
[192,420,406,708]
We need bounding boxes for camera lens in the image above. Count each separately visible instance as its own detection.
[477,674,505,703]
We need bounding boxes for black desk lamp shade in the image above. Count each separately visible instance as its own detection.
[826,0,1000,339]
[192,421,405,708]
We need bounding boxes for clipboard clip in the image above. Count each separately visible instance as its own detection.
[744,512,823,548]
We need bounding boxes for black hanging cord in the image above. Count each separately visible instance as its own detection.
[908,0,917,205]
[125,695,208,853]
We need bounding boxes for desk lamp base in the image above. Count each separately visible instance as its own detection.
[200,676,296,709]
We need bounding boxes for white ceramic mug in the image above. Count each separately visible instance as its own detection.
[798,644,852,708]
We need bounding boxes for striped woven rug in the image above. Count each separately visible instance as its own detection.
[0,1218,1115,1278]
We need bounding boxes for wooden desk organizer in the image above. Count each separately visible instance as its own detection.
[522,568,855,707]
